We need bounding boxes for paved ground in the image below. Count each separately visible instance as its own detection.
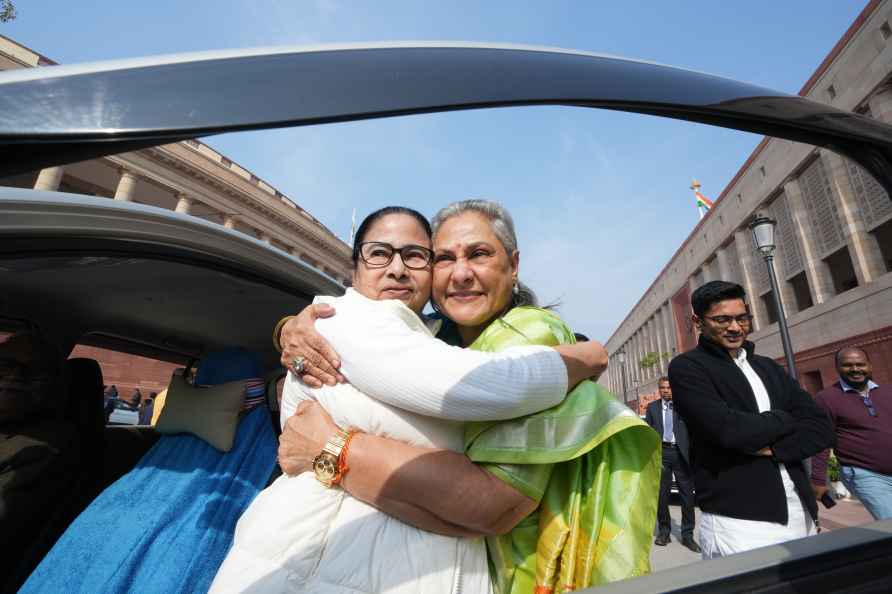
[649,496,876,572]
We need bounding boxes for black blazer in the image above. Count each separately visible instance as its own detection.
[645,399,691,463]
[668,337,834,524]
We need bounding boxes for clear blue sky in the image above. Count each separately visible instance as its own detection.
[2,1,868,340]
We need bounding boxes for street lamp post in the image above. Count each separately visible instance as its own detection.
[749,213,798,379]
[633,379,641,416]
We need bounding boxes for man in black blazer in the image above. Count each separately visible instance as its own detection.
[645,377,698,552]
[669,281,834,559]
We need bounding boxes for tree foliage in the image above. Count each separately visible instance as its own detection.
[638,351,673,370]
[0,0,16,23]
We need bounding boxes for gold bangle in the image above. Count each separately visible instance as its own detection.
[272,315,295,352]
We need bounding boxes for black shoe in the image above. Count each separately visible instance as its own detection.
[681,537,701,553]
[654,535,671,546]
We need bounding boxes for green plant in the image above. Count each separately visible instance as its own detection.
[828,451,841,483]
[638,351,673,370]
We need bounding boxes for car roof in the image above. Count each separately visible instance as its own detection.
[2,43,892,194]
[0,188,343,365]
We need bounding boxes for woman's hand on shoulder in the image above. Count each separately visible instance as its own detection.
[555,340,609,387]
[279,303,345,387]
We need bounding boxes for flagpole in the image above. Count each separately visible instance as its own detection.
[691,179,704,220]
[349,208,357,245]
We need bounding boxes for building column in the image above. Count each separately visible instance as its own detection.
[734,229,766,330]
[33,167,64,191]
[174,193,193,214]
[647,317,658,381]
[626,335,635,387]
[715,246,731,281]
[640,322,650,383]
[637,330,646,383]
[223,215,238,229]
[627,333,636,392]
[820,150,886,285]
[654,310,668,375]
[783,177,834,304]
[114,170,139,202]
[662,302,677,358]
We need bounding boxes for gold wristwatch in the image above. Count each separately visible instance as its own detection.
[313,428,353,487]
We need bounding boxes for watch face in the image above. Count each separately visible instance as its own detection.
[314,453,338,481]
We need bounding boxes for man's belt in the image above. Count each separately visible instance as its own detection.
[662,441,675,447]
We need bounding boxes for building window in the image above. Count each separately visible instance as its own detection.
[725,238,743,286]
[799,157,847,258]
[846,159,892,230]
[881,21,892,40]
[768,192,805,279]
[827,85,837,101]
[759,166,766,178]
[825,246,859,294]
[761,291,779,325]
[789,271,814,312]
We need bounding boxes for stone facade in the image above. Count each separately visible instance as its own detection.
[602,0,892,413]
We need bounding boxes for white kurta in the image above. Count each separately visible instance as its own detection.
[698,349,815,559]
[210,289,568,594]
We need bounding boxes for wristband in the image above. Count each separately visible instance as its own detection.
[272,315,295,352]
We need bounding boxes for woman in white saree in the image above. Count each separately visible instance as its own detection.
[209,207,607,594]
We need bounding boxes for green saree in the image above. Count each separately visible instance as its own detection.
[464,307,661,594]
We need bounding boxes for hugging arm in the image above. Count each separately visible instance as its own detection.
[290,301,606,421]
[669,357,796,453]
[279,403,536,538]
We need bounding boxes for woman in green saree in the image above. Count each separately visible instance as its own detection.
[278,200,660,593]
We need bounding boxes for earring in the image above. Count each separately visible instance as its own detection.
[513,281,519,295]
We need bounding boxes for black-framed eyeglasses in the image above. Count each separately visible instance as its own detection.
[702,314,754,328]
[861,394,878,417]
[358,242,433,270]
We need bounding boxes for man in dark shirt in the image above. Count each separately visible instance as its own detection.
[669,281,834,558]
[645,377,698,552]
[811,347,892,520]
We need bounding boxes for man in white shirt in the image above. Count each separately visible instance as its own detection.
[645,377,698,552]
[669,281,834,559]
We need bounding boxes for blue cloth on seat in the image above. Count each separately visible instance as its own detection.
[20,406,276,594]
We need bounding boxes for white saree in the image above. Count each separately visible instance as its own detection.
[209,289,568,594]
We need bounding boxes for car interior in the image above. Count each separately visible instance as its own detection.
[0,246,319,591]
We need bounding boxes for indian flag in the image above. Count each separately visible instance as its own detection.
[695,191,714,211]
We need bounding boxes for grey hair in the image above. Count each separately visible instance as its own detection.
[431,199,539,309]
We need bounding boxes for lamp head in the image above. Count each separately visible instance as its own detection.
[749,212,777,256]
